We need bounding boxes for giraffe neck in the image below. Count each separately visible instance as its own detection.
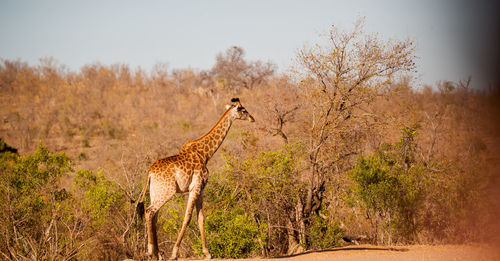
[188,108,235,161]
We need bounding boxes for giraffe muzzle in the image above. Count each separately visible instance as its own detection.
[248,114,255,122]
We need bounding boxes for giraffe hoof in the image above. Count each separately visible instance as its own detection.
[204,254,212,260]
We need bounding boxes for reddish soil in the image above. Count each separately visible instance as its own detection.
[176,244,500,261]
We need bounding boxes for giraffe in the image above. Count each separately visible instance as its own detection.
[136,98,255,260]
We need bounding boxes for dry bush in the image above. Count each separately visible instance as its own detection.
[0,21,498,259]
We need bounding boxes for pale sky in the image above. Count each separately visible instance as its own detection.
[0,1,497,88]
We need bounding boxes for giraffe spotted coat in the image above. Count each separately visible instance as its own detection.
[136,98,254,260]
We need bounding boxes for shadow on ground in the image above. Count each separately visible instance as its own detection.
[274,245,409,259]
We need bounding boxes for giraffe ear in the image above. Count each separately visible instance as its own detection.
[231,97,240,106]
[225,104,232,110]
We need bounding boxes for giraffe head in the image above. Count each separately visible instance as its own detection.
[226,98,255,122]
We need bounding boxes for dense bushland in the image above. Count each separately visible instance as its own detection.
[1,21,499,260]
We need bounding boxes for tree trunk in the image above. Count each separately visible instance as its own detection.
[286,217,300,255]
[296,196,307,248]
[304,171,314,216]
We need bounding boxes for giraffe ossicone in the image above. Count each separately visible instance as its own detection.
[136,97,254,260]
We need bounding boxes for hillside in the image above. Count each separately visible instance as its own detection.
[1,25,500,260]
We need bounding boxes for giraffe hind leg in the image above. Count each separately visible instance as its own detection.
[146,205,160,259]
[146,174,177,260]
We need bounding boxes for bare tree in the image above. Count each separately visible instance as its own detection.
[261,77,301,144]
[212,46,275,92]
[295,18,416,243]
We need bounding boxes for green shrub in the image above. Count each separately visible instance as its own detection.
[308,215,343,249]
[0,141,76,258]
[349,125,427,243]
[74,169,124,226]
[196,208,265,258]
[8,143,72,229]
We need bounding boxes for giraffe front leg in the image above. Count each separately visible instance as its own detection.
[196,194,211,259]
[170,189,199,260]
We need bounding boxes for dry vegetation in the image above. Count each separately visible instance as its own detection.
[1,21,499,260]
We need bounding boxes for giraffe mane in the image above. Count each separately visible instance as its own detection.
[182,105,233,148]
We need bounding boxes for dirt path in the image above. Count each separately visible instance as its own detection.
[176,244,499,261]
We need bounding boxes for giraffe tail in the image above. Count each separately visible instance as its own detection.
[136,174,150,220]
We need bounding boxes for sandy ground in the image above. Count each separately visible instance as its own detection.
[173,244,500,261]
